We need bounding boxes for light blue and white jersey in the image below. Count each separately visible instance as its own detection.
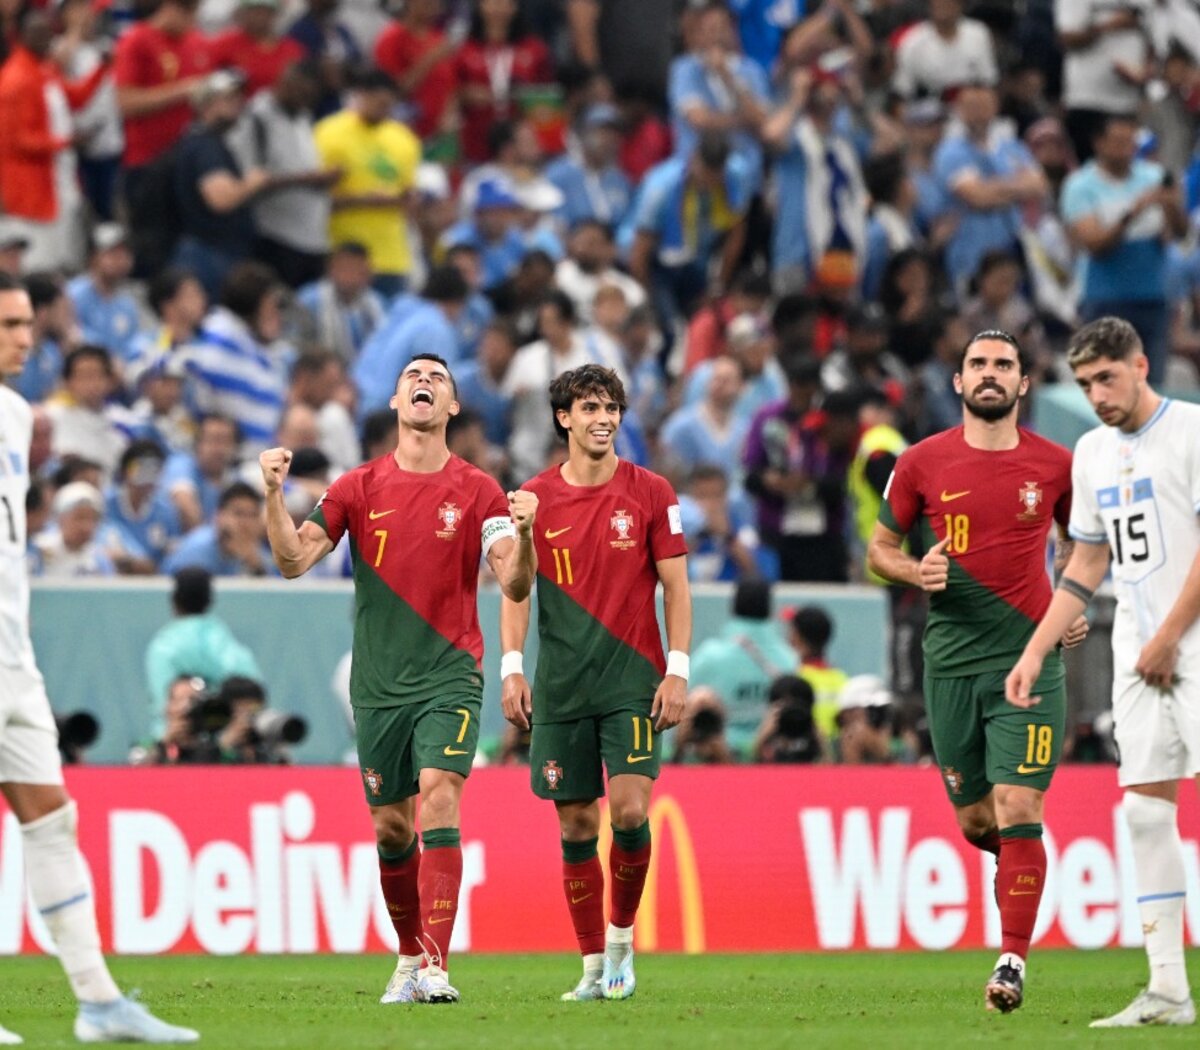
[0,385,33,667]
[1069,399,1200,661]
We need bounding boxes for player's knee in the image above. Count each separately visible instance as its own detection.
[370,807,414,852]
[952,801,995,841]
[993,785,1042,827]
[558,807,600,840]
[609,798,648,830]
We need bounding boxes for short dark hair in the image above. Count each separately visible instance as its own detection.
[569,217,614,241]
[957,329,1032,375]
[401,353,458,397]
[768,674,816,708]
[220,262,281,322]
[62,344,113,380]
[218,481,262,510]
[25,271,63,310]
[0,272,24,294]
[549,364,627,441]
[697,129,731,171]
[1095,111,1139,141]
[688,463,729,488]
[198,413,240,443]
[119,438,167,477]
[216,675,266,706]
[172,567,213,616]
[147,267,199,315]
[1066,316,1143,368]
[540,289,577,326]
[733,580,772,620]
[791,605,833,651]
[862,150,906,207]
[291,349,339,380]
[422,265,469,304]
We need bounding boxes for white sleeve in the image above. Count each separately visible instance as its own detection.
[481,515,517,557]
[1068,437,1108,543]
[1055,0,1088,33]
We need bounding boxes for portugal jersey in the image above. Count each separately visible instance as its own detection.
[310,453,514,707]
[880,426,1072,677]
[0,386,33,669]
[1069,399,1200,663]
[523,459,688,722]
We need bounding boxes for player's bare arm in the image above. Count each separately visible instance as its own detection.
[498,594,533,730]
[653,555,692,731]
[867,522,951,592]
[260,447,334,577]
[487,489,539,602]
[1136,542,1200,690]
[1005,539,1111,707]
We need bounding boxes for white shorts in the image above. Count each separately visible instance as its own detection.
[0,661,65,786]
[1112,662,1200,787]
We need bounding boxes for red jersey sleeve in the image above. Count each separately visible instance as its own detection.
[113,31,150,88]
[1053,448,1072,529]
[647,474,688,562]
[310,470,358,545]
[373,24,405,79]
[881,448,923,534]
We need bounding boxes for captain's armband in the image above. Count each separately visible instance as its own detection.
[1057,576,1095,606]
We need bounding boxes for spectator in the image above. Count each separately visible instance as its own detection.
[625,132,754,334]
[442,241,496,361]
[487,247,557,344]
[0,10,107,273]
[315,67,421,299]
[1062,112,1186,385]
[790,604,849,745]
[752,674,822,764]
[661,354,749,483]
[162,480,276,576]
[846,387,907,584]
[185,262,291,456]
[35,480,115,577]
[444,178,533,292]
[682,270,772,372]
[102,439,183,573]
[689,579,798,753]
[171,70,271,298]
[210,0,306,98]
[821,303,908,394]
[127,267,208,385]
[616,82,673,182]
[14,272,78,404]
[545,103,633,230]
[960,251,1048,370]
[878,248,939,369]
[114,0,214,191]
[288,350,359,476]
[671,686,735,764]
[900,97,950,240]
[360,407,398,461]
[230,58,338,288]
[446,405,506,483]
[162,413,240,530]
[916,309,971,438]
[294,242,387,364]
[834,674,906,764]
[683,311,787,424]
[67,224,142,368]
[454,0,554,165]
[933,81,1047,295]
[861,150,921,301]
[892,0,998,100]
[677,463,766,583]
[566,0,675,105]
[667,0,770,182]
[763,64,868,294]
[743,360,858,582]
[45,345,127,480]
[126,354,195,454]
[352,264,468,416]
[1145,42,1198,179]
[554,219,645,324]
[286,0,362,118]
[374,0,460,142]
[457,117,544,217]
[456,319,517,447]
[1057,0,1148,163]
[0,220,29,278]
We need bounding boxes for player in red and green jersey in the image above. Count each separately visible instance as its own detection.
[260,353,538,1006]
[499,364,692,1003]
[867,331,1088,1015]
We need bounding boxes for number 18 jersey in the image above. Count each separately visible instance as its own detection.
[1070,399,1200,662]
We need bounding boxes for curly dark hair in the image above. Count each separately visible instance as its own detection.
[548,364,627,442]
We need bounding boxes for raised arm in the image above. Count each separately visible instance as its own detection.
[486,489,538,602]
[260,447,334,578]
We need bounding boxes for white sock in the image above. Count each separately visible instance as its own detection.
[996,952,1025,974]
[605,922,632,963]
[398,953,423,972]
[583,952,603,978]
[1123,792,1190,1001]
[21,802,120,1005]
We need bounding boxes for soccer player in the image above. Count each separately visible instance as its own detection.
[0,273,198,1043]
[498,364,691,1001]
[866,330,1086,1013]
[260,353,537,1005]
[1007,317,1199,1028]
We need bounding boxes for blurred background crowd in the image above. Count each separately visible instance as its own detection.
[3,0,1184,764]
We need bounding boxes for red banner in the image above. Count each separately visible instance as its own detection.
[1,767,1197,955]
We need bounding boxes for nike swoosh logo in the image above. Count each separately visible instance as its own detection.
[368,509,395,520]
[940,490,970,502]
[427,916,454,925]
[626,754,653,763]
[1008,889,1039,896]
[443,747,469,756]
[570,894,593,904]
[545,526,572,539]
[1016,763,1046,774]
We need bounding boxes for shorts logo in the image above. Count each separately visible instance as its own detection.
[363,767,383,796]
[542,759,564,791]
[610,509,636,550]
[1017,481,1043,521]
[437,502,461,539]
[942,765,963,796]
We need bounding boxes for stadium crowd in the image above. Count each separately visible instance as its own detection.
[3,0,1191,762]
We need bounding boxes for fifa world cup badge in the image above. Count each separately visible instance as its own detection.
[437,502,461,539]
[542,760,564,791]
[1017,481,1042,521]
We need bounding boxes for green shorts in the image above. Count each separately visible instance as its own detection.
[352,696,481,806]
[530,702,660,801]
[926,663,1065,805]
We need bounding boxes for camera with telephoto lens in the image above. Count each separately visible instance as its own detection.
[688,705,726,741]
[55,711,100,764]
[187,676,308,763]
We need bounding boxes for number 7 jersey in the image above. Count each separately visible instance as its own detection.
[522,459,688,722]
[1069,399,1200,660]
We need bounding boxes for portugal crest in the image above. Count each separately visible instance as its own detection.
[363,768,383,797]
[542,760,564,791]
[943,766,963,796]
[437,502,461,539]
[610,508,636,549]
[1017,481,1043,521]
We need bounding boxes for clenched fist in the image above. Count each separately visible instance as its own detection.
[260,447,293,493]
[919,535,952,592]
[508,488,538,537]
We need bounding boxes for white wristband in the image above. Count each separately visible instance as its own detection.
[666,650,689,681]
[500,651,524,678]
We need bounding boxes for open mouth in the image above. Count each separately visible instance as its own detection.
[411,389,434,406]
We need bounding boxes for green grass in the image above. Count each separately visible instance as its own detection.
[0,950,1195,1048]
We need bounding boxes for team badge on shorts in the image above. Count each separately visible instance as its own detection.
[1017,481,1042,521]
[542,760,564,791]
[437,502,461,539]
[610,509,636,550]
[943,766,963,796]
[363,768,383,796]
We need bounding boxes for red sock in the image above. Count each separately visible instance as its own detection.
[378,845,423,956]
[563,857,606,955]
[609,835,652,929]
[996,831,1046,960]
[418,837,462,967]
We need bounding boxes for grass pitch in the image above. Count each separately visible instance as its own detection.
[0,950,1195,1048]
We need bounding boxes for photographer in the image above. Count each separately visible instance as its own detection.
[137,675,222,764]
[753,675,822,764]
[671,687,735,765]
[832,674,913,765]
